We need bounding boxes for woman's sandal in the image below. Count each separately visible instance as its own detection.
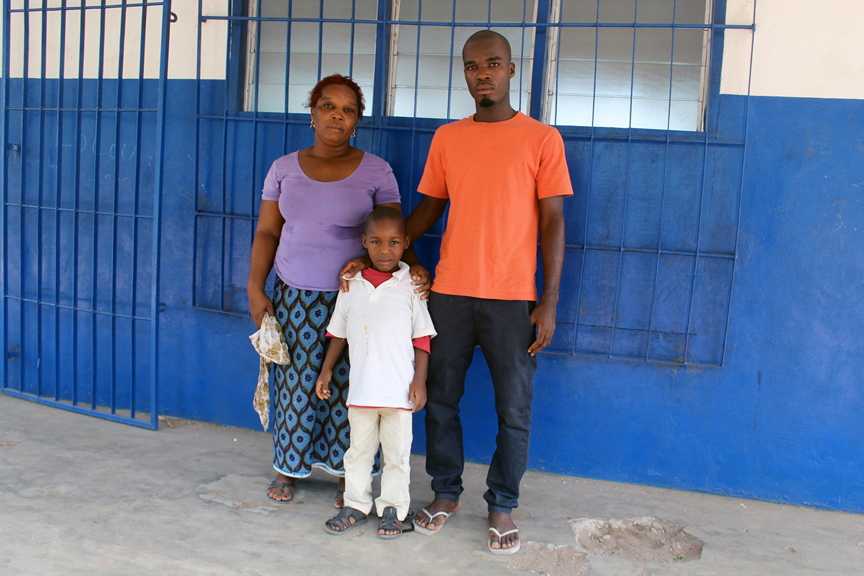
[324,507,368,535]
[267,480,295,503]
[377,506,406,540]
[333,489,345,509]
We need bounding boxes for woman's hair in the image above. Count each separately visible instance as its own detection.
[306,74,366,119]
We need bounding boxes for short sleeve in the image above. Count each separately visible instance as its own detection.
[410,293,437,339]
[325,291,349,339]
[372,162,402,206]
[536,129,574,200]
[261,158,284,201]
[416,130,449,199]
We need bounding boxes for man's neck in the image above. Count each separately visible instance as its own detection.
[473,102,518,123]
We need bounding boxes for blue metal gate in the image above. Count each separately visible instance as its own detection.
[1,0,173,429]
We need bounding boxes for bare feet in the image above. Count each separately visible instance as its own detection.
[267,473,296,502]
[414,498,461,533]
[488,512,519,551]
[334,477,346,509]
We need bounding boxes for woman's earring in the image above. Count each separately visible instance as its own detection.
[351,130,356,138]
[310,121,315,129]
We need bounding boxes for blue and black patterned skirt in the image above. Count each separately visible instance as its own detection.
[271,278,351,478]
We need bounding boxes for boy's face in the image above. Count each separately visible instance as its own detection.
[363,219,408,273]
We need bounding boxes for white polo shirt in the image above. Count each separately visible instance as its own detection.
[326,262,437,410]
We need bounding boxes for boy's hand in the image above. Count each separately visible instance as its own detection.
[315,369,333,400]
[408,379,427,412]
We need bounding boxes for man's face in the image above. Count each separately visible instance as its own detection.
[462,37,515,108]
[363,219,408,273]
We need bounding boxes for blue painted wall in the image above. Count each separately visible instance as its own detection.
[150,80,864,511]
[4,77,863,512]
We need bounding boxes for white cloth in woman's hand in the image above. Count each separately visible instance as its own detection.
[249,313,291,430]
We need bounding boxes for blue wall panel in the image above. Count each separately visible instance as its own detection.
[9,77,862,511]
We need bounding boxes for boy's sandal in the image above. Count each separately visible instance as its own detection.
[488,527,521,555]
[266,480,294,503]
[324,507,368,535]
[377,506,410,540]
[333,489,345,509]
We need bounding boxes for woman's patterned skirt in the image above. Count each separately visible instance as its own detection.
[271,279,351,477]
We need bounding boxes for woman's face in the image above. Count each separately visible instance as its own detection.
[311,84,360,146]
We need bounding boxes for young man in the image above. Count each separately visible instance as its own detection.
[405,30,573,554]
[316,207,436,539]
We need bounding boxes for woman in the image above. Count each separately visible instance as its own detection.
[248,75,403,505]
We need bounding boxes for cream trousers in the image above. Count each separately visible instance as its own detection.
[344,407,413,520]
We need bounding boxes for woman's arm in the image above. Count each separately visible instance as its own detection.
[247,200,285,328]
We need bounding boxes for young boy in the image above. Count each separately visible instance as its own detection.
[315,206,436,539]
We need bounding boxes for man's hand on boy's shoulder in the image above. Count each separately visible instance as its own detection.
[409,379,427,413]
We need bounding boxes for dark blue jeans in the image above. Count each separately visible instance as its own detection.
[425,293,537,514]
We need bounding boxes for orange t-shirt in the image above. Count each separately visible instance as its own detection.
[417,112,573,301]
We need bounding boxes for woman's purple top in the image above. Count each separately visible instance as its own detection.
[261,151,401,291]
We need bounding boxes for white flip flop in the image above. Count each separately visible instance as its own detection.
[488,527,521,555]
[414,508,454,535]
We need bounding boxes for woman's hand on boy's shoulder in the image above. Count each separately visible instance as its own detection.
[339,256,373,292]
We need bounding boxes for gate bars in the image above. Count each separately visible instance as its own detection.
[0,0,172,429]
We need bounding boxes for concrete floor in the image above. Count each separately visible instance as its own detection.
[2,393,864,576]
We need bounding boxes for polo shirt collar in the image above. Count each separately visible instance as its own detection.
[343,261,410,284]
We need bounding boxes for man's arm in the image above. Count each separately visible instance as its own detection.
[402,195,449,267]
[527,195,566,356]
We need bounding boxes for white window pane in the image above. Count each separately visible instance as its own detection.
[558,28,598,61]
[635,28,673,63]
[597,28,636,62]
[260,21,288,52]
[549,0,710,130]
[257,83,286,113]
[672,29,705,64]
[398,0,456,23]
[259,52,287,83]
[595,62,634,98]
[593,97,633,128]
[671,64,701,100]
[633,63,672,99]
[630,97,671,129]
[455,0,534,23]
[552,60,596,95]
[287,53,321,84]
[287,84,314,114]
[549,94,595,126]
[669,99,699,130]
[247,3,379,113]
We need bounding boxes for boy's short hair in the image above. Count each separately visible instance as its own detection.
[365,206,407,235]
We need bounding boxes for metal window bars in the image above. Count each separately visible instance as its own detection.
[193,0,755,367]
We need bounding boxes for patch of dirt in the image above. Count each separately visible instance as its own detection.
[197,474,281,515]
[570,517,703,563]
[508,542,591,576]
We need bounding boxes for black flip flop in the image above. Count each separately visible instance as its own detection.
[378,506,414,539]
[324,507,368,535]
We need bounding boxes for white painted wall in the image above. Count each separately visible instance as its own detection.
[4,0,864,100]
[2,0,228,80]
[721,0,864,99]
